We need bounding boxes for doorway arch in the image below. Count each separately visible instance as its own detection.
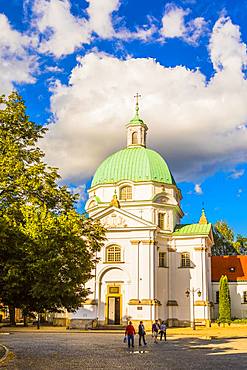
[97,267,130,325]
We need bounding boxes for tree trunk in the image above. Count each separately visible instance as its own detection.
[22,307,28,327]
[9,305,16,326]
[23,314,28,327]
[37,313,40,330]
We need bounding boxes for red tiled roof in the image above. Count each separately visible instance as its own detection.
[211,256,247,282]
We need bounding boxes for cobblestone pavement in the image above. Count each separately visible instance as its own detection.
[1,333,247,369]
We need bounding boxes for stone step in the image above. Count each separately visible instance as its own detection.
[94,325,125,330]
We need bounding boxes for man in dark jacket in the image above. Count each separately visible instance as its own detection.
[125,321,136,348]
[138,321,147,346]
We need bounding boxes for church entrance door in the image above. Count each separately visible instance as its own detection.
[106,284,122,325]
[107,296,121,324]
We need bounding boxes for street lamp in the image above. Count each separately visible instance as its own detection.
[185,288,201,330]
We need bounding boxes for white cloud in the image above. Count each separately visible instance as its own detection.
[86,0,156,42]
[39,16,247,184]
[209,16,247,72]
[229,169,245,179]
[44,65,63,73]
[161,4,187,38]
[87,0,120,39]
[194,184,203,195]
[116,24,157,42]
[68,184,87,210]
[237,188,243,197]
[32,0,91,58]
[161,4,207,44]
[31,0,155,57]
[186,17,207,44]
[0,13,37,93]
[69,184,87,202]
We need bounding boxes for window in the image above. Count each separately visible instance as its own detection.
[132,132,138,145]
[106,245,121,262]
[120,186,132,200]
[216,291,219,304]
[158,213,165,229]
[243,291,247,303]
[180,252,191,268]
[159,252,167,267]
[88,200,97,209]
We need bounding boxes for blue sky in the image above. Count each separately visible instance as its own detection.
[0,0,246,236]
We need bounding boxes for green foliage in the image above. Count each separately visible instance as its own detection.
[0,92,74,211]
[212,221,247,255]
[218,275,231,324]
[0,92,106,316]
[235,235,247,255]
[231,318,247,323]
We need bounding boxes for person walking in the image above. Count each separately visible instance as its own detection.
[125,321,136,348]
[159,321,167,341]
[152,320,160,344]
[138,321,147,346]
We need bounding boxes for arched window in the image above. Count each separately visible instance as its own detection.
[120,186,132,200]
[181,252,191,268]
[132,132,138,145]
[106,245,121,263]
[88,200,97,209]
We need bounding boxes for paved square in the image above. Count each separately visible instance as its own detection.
[1,333,247,369]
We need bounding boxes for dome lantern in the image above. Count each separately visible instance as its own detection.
[126,93,148,148]
[91,97,176,188]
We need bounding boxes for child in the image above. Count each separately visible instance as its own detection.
[159,321,167,341]
[152,320,160,343]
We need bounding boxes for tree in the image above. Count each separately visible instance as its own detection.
[0,92,106,326]
[212,221,247,255]
[235,235,247,255]
[218,275,231,325]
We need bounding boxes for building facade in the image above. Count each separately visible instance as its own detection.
[211,256,247,319]
[67,101,214,329]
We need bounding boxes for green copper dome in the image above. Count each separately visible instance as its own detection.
[92,146,176,187]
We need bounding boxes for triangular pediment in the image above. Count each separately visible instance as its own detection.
[93,206,156,229]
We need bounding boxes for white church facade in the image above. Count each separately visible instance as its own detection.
[66,99,214,329]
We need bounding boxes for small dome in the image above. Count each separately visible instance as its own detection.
[92,146,176,187]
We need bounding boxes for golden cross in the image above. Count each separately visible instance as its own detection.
[134,93,141,105]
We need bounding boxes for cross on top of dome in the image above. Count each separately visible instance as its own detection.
[129,93,145,126]
[134,92,141,115]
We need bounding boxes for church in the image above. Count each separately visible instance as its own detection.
[63,97,215,330]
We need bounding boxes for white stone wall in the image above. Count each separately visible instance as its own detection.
[72,228,157,324]
[87,182,182,232]
[212,281,247,319]
[69,177,212,327]
[168,236,211,322]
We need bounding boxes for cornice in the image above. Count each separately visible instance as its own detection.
[128,299,161,306]
[130,240,156,246]
[89,180,179,192]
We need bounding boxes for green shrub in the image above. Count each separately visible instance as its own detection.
[218,275,231,324]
